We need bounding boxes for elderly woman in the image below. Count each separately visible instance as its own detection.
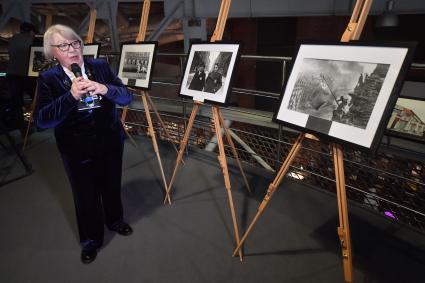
[35,24,133,264]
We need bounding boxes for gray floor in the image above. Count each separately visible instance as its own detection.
[1,130,425,283]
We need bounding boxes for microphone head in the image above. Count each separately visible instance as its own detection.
[70,63,82,77]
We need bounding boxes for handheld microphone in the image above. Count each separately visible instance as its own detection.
[70,63,82,78]
[70,63,99,111]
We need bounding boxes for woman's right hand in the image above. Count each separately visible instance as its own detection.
[70,77,87,100]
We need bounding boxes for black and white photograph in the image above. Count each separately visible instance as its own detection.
[287,59,389,129]
[275,42,415,151]
[82,43,100,60]
[117,42,157,89]
[180,43,240,105]
[121,52,150,80]
[28,46,56,77]
[387,97,425,143]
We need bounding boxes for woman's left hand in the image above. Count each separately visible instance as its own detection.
[80,79,108,96]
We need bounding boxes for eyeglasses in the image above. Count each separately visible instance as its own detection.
[51,40,81,52]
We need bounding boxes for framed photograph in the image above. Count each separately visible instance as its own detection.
[27,43,100,77]
[274,42,416,152]
[117,42,157,89]
[386,97,425,143]
[179,42,240,106]
[27,46,57,77]
[83,43,100,60]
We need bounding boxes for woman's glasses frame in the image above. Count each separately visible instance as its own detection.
[51,40,82,52]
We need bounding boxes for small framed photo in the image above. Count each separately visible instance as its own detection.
[274,42,416,152]
[27,46,56,77]
[386,97,425,143]
[179,42,240,106]
[117,42,157,89]
[83,43,100,60]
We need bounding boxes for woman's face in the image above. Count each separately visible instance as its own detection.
[51,32,83,70]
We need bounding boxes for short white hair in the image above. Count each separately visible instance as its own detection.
[43,24,84,59]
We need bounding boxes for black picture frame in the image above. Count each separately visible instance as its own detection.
[117,42,158,90]
[179,42,240,106]
[83,43,100,60]
[27,45,56,77]
[386,96,425,144]
[273,41,416,153]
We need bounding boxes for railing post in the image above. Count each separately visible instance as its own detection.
[179,55,190,155]
[276,125,283,170]
[275,59,287,170]
[182,101,186,137]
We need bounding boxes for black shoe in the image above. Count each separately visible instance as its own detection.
[110,221,133,236]
[81,248,97,264]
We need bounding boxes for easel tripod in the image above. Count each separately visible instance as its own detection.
[120,0,183,203]
[232,0,373,282]
[164,0,252,261]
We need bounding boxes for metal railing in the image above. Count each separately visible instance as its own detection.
[1,51,424,234]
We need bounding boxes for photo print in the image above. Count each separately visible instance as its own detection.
[275,42,415,151]
[180,43,240,105]
[28,46,57,77]
[187,51,231,94]
[287,59,389,129]
[117,42,157,89]
[121,51,150,80]
[387,97,425,143]
[83,43,100,60]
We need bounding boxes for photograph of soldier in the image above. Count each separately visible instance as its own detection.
[204,63,222,93]
[288,58,390,129]
[188,62,206,91]
[333,94,352,121]
[122,51,150,80]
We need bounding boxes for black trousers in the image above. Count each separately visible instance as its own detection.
[60,133,124,249]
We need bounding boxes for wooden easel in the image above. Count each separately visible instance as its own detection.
[119,0,184,203]
[163,0,252,261]
[22,85,39,151]
[22,8,98,150]
[85,8,96,44]
[120,1,180,158]
[232,1,373,282]
[22,10,59,150]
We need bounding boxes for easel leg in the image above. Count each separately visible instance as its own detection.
[123,122,138,147]
[332,143,353,283]
[212,106,243,261]
[164,102,200,204]
[145,92,184,163]
[1,121,32,174]
[217,108,252,194]
[232,133,305,257]
[120,107,138,147]
[142,93,170,203]
[22,84,38,151]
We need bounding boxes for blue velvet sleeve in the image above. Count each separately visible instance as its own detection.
[35,60,132,129]
[98,61,133,106]
[35,74,79,129]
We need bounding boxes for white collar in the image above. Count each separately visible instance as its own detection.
[62,63,88,81]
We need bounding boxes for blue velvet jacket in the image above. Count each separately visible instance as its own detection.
[35,59,132,156]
